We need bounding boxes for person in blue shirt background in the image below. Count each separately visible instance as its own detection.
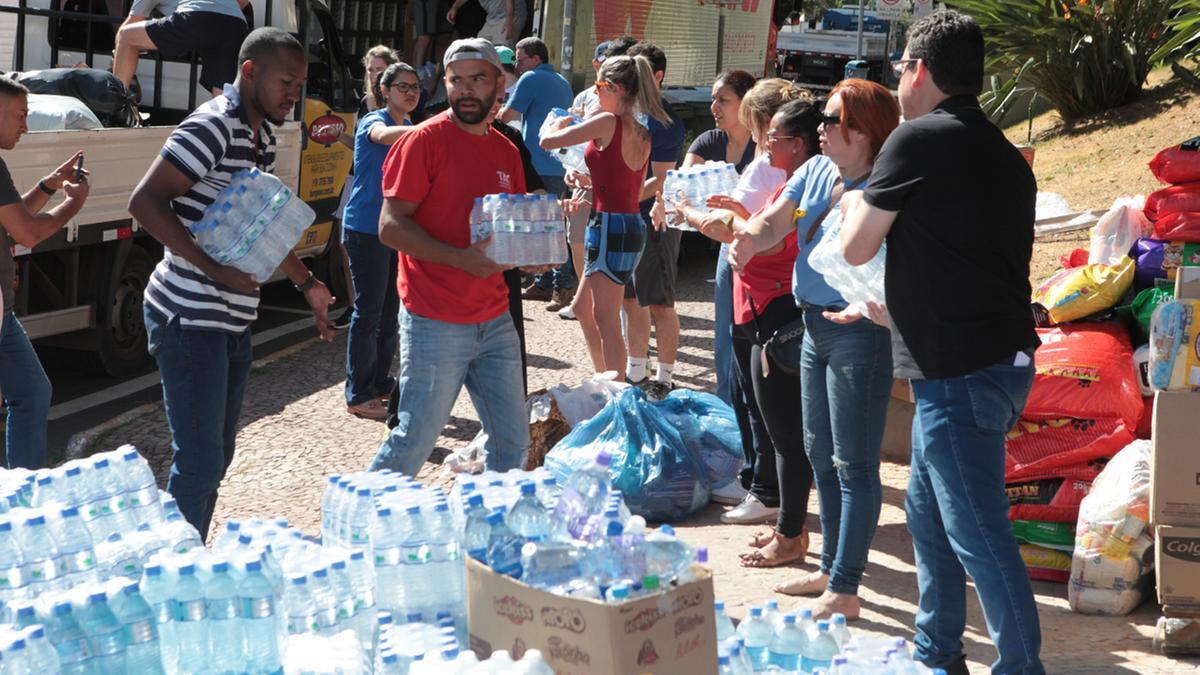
[499,36,577,311]
[340,63,421,421]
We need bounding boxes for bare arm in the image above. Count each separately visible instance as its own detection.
[0,152,90,248]
[368,124,417,146]
[682,152,704,169]
[379,197,507,278]
[127,156,257,293]
[726,192,798,272]
[498,107,521,124]
[839,190,897,266]
[640,159,673,203]
[540,112,614,151]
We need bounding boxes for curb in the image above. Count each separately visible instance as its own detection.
[63,335,325,462]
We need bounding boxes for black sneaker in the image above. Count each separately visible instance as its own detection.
[331,308,353,331]
[644,381,674,401]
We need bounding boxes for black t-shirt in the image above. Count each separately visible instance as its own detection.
[0,157,22,313]
[687,128,757,173]
[492,121,546,193]
[864,95,1039,380]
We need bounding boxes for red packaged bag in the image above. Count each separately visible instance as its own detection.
[1153,211,1200,242]
[1007,469,1100,523]
[1145,183,1200,221]
[1059,249,1089,269]
[1024,323,1142,427]
[1150,138,1200,185]
[1005,416,1134,482]
[1135,396,1153,440]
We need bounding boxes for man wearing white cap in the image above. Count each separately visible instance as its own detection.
[370,38,531,477]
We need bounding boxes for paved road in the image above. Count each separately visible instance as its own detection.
[70,242,1200,673]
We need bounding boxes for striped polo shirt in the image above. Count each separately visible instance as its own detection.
[143,85,276,333]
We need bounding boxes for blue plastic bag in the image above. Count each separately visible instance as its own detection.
[544,387,742,522]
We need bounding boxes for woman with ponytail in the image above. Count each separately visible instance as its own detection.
[541,55,669,378]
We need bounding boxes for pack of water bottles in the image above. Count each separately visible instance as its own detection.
[807,216,886,314]
[538,107,588,175]
[368,608,553,674]
[716,598,947,674]
[468,194,569,267]
[662,161,741,230]
[189,167,317,282]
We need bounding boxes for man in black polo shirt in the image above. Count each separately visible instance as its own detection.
[839,10,1043,675]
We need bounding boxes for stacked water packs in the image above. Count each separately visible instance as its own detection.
[469,194,569,267]
[190,168,316,282]
[661,161,741,231]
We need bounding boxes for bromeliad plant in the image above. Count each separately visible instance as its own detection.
[947,0,1176,122]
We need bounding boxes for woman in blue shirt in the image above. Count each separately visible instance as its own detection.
[341,63,420,421]
[730,78,899,621]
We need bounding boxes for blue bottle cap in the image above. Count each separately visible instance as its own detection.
[26,626,44,640]
[406,505,421,515]
[467,494,484,508]
[486,510,504,525]
[290,575,306,585]
[766,599,778,610]
[800,607,813,619]
[313,566,328,578]
[95,458,109,469]
[405,612,422,623]
[245,560,262,572]
[60,506,79,518]
[519,481,536,495]
[783,613,797,625]
[107,533,121,543]
[831,612,846,625]
[606,521,624,537]
[238,534,254,546]
[749,606,762,617]
[13,604,32,618]
[0,521,11,533]
[817,619,830,631]
[87,592,106,604]
[357,488,371,497]
[52,601,71,616]
[144,563,162,576]
[350,551,365,561]
[212,561,229,573]
[179,564,196,576]
[377,611,393,625]
[65,466,81,477]
[36,475,51,486]
[714,600,725,611]
[226,520,241,531]
[376,506,392,518]
[435,502,449,512]
[327,475,340,485]
[332,558,347,570]
[24,515,44,526]
[122,580,139,594]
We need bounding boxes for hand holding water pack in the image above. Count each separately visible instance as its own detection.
[540,107,589,175]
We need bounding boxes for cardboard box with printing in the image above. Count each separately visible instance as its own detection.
[466,559,718,675]
[1157,525,1200,606]
[1151,391,1200,527]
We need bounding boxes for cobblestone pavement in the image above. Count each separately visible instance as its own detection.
[88,243,1198,674]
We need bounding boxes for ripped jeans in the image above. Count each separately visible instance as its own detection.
[800,307,893,595]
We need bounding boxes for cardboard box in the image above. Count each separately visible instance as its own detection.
[466,559,718,675]
[1158,525,1200,606]
[1178,266,1200,300]
[1151,391,1200,527]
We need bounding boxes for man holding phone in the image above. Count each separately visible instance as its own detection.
[0,77,91,469]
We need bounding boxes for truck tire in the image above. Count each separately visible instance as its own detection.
[93,246,154,376]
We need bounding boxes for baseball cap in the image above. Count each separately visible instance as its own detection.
[495,45,516,66]
[443,38,502,73]
[594,41,613,63]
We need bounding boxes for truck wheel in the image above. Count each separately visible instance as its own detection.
[94,246,154,377]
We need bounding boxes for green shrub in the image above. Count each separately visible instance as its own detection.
[946,0,1175,122]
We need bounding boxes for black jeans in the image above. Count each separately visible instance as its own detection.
[732,295,813,537]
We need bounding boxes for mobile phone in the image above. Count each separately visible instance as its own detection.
[74,154,85,181]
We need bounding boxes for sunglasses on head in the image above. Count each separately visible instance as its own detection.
[595,80,616,91]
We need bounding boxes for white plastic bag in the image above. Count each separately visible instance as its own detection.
[439,431,488,477]
[808,213,886,313]
[1087,196,1152,266]
[25,93,102,131]
[548,372,630,428]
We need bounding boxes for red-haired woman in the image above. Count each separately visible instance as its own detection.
[730,78,900,620]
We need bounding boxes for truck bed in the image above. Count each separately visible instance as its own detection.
[776,26,888,59]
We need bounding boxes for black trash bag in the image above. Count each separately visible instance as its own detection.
[13,68,137,127]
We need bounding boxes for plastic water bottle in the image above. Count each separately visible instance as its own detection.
[19,514,61,591]
[768,613,805,670]
[47,601,91,674]
[346,550,375,625]
[347,488,374,550]
[425,503,464,626]
[320,475,340,545]
[55,506,96,586]
[801,619,840,672]
[97,533,140,580]
[310,565,342,634]
[582,520,627,590]
[398,506,431,614]
[737,606,772,671]
[469,197,488,244]
[205,560,244,672]
[508,481,552,541]
[714,600,736,642]
[0,519,26,600]
[22,625,61,674]
[463,495,491,562]
[372,506,402,612]
[830,612,851,648]
[643,524,695,582]
[94,457,134,531]
[554,450,613,540]
[764,599,783,632]
[520,538,585,590]
[2,636,35,675]
[484,509,523,578]
[213,519,242,552]
[285,574,318,635]
[139,562,176,670]
[78,591,127,674]
[239,559,284,674]
[118,447,162,524]
[113,580,164,674]
[161,514,203,554]
[173,563,208,667]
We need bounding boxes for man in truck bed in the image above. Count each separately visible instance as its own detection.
[0,78,91,470]
[128,27,334,539]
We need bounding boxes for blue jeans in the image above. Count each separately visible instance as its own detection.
[908,355,1044,675]
[713,243,734,405]
[144,305,252,541]
[343,229,399,406]
[800,308,892,595]
[534,175,577,291]
[0,313,51,469]
[371,307,529,476]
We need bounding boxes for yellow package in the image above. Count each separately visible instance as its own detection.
[1020,544,1073,572]
[1148,300,1200,391]
[1033,256,1135,324]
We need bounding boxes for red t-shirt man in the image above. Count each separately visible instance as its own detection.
[381,110,526,324]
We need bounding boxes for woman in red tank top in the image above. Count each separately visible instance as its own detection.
[541,55,671,378]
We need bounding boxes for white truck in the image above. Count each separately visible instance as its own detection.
[775,6,891,89]
[0,0,393,375]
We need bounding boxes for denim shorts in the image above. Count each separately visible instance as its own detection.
[584,211,645,285]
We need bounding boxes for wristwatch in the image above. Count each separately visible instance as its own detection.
[294,272,316,293]
[37,180,56,196]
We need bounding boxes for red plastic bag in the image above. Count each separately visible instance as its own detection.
[1150,139,1200,185]
[1024,323,1143,427]
[1145,183,1200,221]
[1005,416,1134,482]
[1135,396,1153,440]
[1059,249,1089,269]
[1153,211,1200,242]
[1007,469,1101,523]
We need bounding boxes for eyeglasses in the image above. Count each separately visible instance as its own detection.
[389,83,421,94]
[819,114,843,126]
[891,58,918,78]
[766,133,795,143]
[595,80,615,91]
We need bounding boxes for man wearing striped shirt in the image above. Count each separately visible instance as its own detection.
[128,27,334,539]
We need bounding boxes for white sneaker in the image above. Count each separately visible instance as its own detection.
[710,481,748,505]
[558,305,576,320]
[721,494,779,525]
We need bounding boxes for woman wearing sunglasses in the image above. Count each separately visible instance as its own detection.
[340,63,422,421]
[540,55,670,378]
[730,78,900,620]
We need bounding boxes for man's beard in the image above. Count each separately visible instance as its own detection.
[450,92,495,125]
